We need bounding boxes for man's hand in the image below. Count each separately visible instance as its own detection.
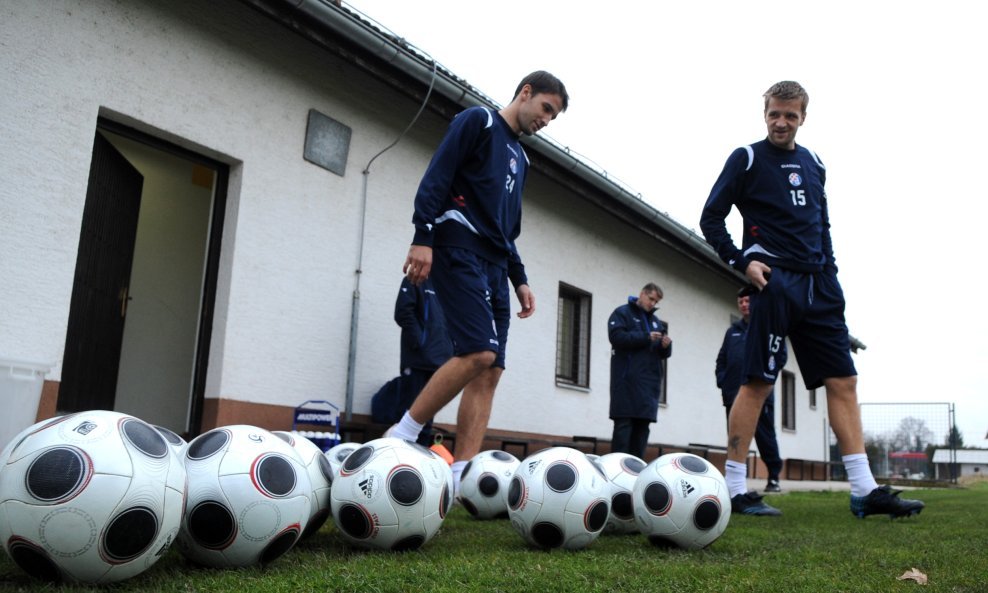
[745,260,773,290]
[516,284,536,318]
[403,245,433,285]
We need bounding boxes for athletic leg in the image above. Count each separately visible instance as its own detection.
[454,366,502,462]
[611,418,632,454]
[754,397,782,483]
[629,419,651,459]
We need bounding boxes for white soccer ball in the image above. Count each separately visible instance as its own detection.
[176,425,312,567]
[330,437,452,551]
[507,447,610,550]
[632,453,731,550]
[459,450,520,520]
[324,442,360,478]
[153,425,188,457]
[273,431,334,540]
[0,411,186,584]
[595,452,646,534]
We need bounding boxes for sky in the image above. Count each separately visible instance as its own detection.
[343,1,988,448]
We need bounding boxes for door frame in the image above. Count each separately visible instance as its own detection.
[96,117,229,438]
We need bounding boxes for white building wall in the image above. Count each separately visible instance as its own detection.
[0,0,831,460]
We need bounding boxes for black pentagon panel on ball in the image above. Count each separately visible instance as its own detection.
[388,468,424,506]
[26,447,88,502]
[301,508,330,540]
[507,477,523,510]
[255,455,297,497]
[392,535,425,552]
[187,429,230,460]
[317,453,334,483]
[693,498,722,530]
[338,504,372,539]
[612,491,634,519]
[259,527,299,565]
[153,424,185,446]
[102,507,159,562]
[531,522,564,549]
[122,419,169,458]
[643,482,672,515]
[545,462,577,493]
[8,539,61,582]
[585,500,609,532]
[461,460,474,478]
[440,483,452,518]
[491,451,513,462]
[342,445,373,473]
[622,457,647,475]
[189,501,236,549]
[461,498,479,517]
[679,454,708,474]
[478,474,499,497]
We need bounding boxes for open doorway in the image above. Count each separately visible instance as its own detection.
[58,118,228,438]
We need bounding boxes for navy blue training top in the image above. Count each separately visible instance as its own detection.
[411,106,528,288]
[700,139,836,274]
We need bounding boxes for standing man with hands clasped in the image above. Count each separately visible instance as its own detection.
[607,283,672,459]
[385,71,569,495]
[700,80,924,518]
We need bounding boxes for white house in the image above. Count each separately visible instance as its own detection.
[1,0,836,467]
[931,449,988,480]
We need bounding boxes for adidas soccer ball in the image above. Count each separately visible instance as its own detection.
[324,442,360,477]
[632,453,731,550]
[0,411,186,584]
[176,425,312,567]
[330,437,452,551]
[273,431,334,540]
[507,447,610,550]
[595,452,646,534]
[153,425,188,457]
[459,450,520,519]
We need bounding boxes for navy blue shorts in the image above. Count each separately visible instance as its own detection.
[744,268,856,390]
[429,246,510,368]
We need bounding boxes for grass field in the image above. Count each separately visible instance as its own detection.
[1,483,985,592]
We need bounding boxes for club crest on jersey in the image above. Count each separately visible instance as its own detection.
[768,355,776,372]
[509,157,518,174]
[788,172,803,187]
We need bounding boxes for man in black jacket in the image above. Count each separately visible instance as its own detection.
[608,283,672,459]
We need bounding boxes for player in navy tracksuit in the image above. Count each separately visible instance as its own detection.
[716,286,782,492]
[608,284,672,459]
[386,71,569,492]
[700,81,924,518]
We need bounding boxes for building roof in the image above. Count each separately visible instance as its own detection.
[931,449,988,464]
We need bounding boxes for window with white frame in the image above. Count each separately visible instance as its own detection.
[555,283,592,388]
[781,370,796,430]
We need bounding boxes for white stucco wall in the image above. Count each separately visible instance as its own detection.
[0,0,831,460]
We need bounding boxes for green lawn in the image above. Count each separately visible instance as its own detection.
[1,483,985,592]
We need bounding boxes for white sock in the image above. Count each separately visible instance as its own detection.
[725,460,748,498]
[843,453,879,497]
[390,411,424,442]
[451,460,467,497]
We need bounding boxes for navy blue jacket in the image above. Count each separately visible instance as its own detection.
[715,318,776,408]
[608,297,672,420]
[394,278,453,372]
[411,106,528,288]
[700,139,836,274]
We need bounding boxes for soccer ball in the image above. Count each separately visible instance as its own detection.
[459,450,520,519]
[176,425,312,567]
[273,431,334,539]
[595,452,646,534]
[632,453,731,550]
[330,437,452,551]
[507,447,610,550]
[153,425,188,457]
[0,411,185,584]
[324,441,360,477]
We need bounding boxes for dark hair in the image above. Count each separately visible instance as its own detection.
[642,282,663,299]
[513,71,569,112]
[763,80,809,114]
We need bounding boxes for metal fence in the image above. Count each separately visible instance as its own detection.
[836,402,959,484]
